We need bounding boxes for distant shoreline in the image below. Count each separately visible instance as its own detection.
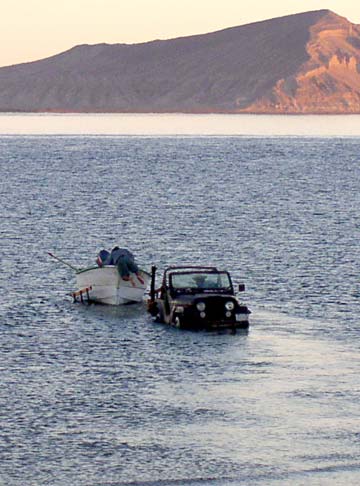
[1,11,360,115]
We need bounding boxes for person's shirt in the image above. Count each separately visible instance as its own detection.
[105,248,135,265]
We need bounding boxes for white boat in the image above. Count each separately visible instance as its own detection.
[74,265,151,305]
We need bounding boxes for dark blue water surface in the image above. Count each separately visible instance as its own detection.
[1,136,360,485]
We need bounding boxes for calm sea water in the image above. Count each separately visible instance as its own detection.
[1,115,360,485]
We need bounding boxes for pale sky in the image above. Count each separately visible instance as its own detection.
[1,0,359,67]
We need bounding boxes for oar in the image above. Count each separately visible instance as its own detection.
[48,252,79,271]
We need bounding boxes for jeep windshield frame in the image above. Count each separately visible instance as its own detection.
[168,270,234,295]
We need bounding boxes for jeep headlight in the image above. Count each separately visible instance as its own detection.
[196,301,206,312]
[225,301,235,311]
[175,306,184,314]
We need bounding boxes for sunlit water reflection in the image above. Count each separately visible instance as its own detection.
[0,133,359,485]
[1,113,360,136]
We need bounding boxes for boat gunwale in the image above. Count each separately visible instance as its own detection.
[76,265,151,277]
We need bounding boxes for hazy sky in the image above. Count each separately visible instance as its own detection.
[1,0,359,67]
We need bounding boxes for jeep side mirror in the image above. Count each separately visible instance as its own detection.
[238,284,245,292]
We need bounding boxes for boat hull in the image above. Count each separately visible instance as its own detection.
[75,266,150,305]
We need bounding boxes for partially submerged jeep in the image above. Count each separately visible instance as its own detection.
[147,266,250,331]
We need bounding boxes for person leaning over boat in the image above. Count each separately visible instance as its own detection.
[100,246,144,286]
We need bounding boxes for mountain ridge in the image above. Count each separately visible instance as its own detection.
[1,10,360,113]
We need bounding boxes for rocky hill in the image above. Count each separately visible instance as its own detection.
[0,10,360,113]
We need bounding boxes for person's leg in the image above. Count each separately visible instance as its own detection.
[126,256,144,283]
[117,256,137,286]
[126,258,138,274]
[117,256,130,278]
[126,258,145,284]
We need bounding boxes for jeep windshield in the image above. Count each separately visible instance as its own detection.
[170,271,232,293]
